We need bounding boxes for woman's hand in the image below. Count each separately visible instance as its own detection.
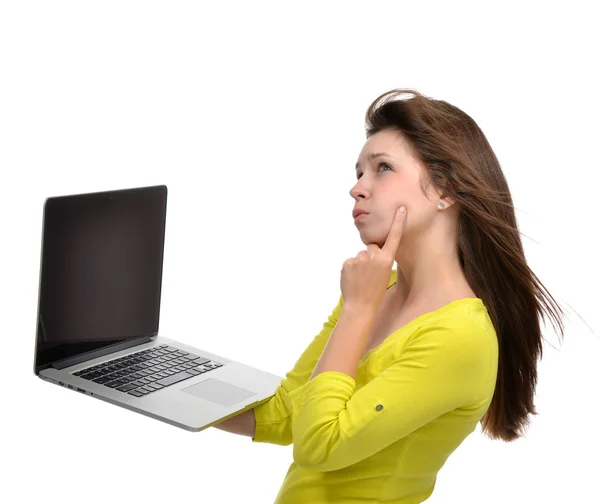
[341,206,407,315]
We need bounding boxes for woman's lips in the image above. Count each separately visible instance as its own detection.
[354,213,369,223]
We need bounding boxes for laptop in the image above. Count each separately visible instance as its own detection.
[34,184,282,432]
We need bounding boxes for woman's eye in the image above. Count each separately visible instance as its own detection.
[356,163,392,180]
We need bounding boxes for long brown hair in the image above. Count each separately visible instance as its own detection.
[363,88,566,442]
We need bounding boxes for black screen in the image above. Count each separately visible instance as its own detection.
[34,185,167,372]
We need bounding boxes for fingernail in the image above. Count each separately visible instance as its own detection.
[399,206,406,214]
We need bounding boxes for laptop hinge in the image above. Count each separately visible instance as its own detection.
[52,335,155,370]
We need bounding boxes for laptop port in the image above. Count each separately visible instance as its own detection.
[76,388,85,393]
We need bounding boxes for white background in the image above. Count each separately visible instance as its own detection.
[2,1,599,502]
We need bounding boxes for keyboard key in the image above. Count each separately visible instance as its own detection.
[156,371,195,387]
[192,357,211,365]
[81,373,99,380]
[127,390,144,397]
[116,383,138,392]
[93,376,114,384]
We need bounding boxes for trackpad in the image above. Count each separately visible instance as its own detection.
[181,378,256,407]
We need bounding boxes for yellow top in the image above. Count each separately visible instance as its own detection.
[252,269,498,504]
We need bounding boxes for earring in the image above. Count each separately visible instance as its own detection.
[438,202,445,209]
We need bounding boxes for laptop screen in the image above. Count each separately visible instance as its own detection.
[34,185,167,372]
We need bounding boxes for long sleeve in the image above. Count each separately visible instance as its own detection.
[282,318,493,472]
[251,294,344,445]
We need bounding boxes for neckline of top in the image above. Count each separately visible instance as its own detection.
[357,272,485,365]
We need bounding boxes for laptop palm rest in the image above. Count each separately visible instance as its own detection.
[181,378,257,407]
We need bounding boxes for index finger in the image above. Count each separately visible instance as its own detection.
[382,207,406,256]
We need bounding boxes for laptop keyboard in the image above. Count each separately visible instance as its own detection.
[72,344,223,397]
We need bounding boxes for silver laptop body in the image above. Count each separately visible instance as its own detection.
[34,185,281,432]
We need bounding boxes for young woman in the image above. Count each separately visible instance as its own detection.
[214,88,565,503]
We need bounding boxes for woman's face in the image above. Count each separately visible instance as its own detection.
[350,128,439,247]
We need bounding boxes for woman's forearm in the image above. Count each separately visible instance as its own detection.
[212,407,256,437]
[311,305,375,380]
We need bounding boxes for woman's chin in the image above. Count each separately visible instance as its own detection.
[359,231,386,247]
